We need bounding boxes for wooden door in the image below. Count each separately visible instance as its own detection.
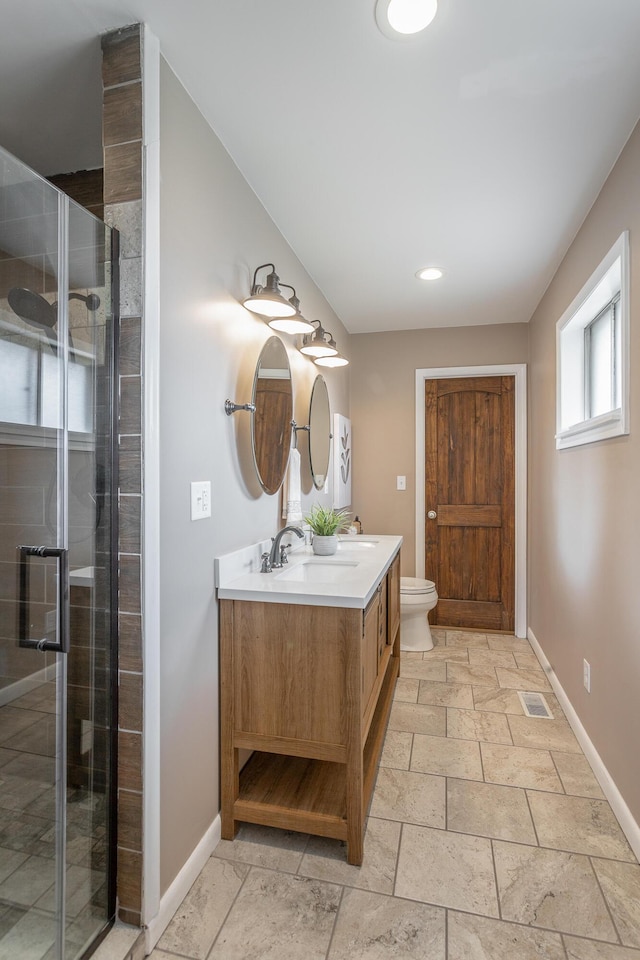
[425,376,515,631]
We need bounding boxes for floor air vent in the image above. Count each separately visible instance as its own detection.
[518,691,554,719]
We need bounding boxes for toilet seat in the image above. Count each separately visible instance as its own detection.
[401,577,436,596]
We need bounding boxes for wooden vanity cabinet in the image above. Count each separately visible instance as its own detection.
[220,552,401,865]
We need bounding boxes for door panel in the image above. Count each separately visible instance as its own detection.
[0,148,116,960]
[426,376,515,631]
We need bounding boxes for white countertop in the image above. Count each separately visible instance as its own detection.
[216,534,402,609]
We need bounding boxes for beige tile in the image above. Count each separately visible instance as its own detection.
[395,824,498,916]
[400,651,424,660]
[0,854,55,905]
[447,779,537,843]
[508,714,582,753]
[213,823,309,872]
[157,858,248,959]
[299,817,400,895]
[399,659,447,681]
[446,630,489,648]
[430,627,446,644]
[447,707,513,744]
[370,767,445,827]
[487,635,532,652]
[472,685,526,715]
[493,840,617,940]
[564,936,640,959]
[592,858,640,947]
[495,665,552,691]
[209,867,341,960]
[417,680,474,709]
[448,910,566,960]
[380,730,412,770]
[411,733,483,780]
[468,648,518,668]
[393,677,419,702]
[421,646,469,662]
[513,651,542,669]
[388,701,446,737]
[527,792,635,861]
[447,662,498,686]
[0,848,28,884]
[481,742,563,792]
[552,752,605,798]
[328,887,445,960]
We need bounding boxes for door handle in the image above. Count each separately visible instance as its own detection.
[427,510,437,520]
[17,545,69,653]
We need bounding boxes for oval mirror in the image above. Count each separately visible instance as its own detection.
[308,375,331,490]
[251,336,293,495]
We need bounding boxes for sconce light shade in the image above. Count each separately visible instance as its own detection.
[299,324,338,358]
[314,352,349,368]
[268,291,314,335]
[243,264,297,318]
[268,315,316,335]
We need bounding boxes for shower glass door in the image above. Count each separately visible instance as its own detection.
[0,147,117,959]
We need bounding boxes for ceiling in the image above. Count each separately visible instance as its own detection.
[2,1,640,334]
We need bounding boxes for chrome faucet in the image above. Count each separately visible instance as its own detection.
[267,525,304,570]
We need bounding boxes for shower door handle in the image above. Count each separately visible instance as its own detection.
[17,545,70,654]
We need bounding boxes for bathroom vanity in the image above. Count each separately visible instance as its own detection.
[217,535,402,864]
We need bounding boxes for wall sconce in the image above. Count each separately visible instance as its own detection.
[299,321,349,367]
[271,285,315,335]
[243,263,314,335]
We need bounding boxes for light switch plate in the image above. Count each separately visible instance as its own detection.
[191,481,211,520]
[396,475,407,491]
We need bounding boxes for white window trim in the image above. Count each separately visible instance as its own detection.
[556,231,630,450]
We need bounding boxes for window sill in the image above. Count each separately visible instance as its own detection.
[556,409,627,450]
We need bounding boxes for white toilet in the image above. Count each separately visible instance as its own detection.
[400,577,438,652]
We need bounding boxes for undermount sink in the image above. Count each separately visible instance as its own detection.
[276,560,359,583]
[338,538,379,549]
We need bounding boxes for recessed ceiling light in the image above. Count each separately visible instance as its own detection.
[416,266,443,281]
[375,0,439,39]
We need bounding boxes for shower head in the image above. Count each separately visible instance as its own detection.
[8,287,57,330]
[7,287,101,351]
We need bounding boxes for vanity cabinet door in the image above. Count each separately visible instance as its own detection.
[378,579,387,665]
[387,553,401,646]
[362,593,379,710]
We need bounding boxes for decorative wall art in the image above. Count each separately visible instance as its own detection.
[333,413,352,509]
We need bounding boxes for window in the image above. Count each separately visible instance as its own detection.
[556,231,629,450]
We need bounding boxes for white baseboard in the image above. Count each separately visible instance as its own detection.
[528,627,640,862]
[0,663,58,707]
[144,814,221,953]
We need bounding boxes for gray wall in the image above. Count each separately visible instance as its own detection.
[158,59,350,892]
[528,120,640,824]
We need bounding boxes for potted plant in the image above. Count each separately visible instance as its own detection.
[304,504,351,556]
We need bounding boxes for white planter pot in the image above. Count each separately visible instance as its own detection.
[312,535,338,556]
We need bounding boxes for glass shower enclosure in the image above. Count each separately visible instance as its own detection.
[0,147,117,959]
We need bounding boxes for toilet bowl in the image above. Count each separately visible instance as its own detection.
[400,577,438,652]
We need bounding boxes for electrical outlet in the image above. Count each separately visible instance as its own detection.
[583,658,591,693]
[191,481,212,520]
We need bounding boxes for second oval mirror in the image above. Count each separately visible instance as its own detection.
[308,375,331,489]
[251,336,293,495]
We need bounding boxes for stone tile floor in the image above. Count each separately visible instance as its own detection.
[0,681,108,960]
[150,629,640,960]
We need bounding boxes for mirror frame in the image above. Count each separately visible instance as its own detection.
[308,374,331,490]
[250,336,293,495]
